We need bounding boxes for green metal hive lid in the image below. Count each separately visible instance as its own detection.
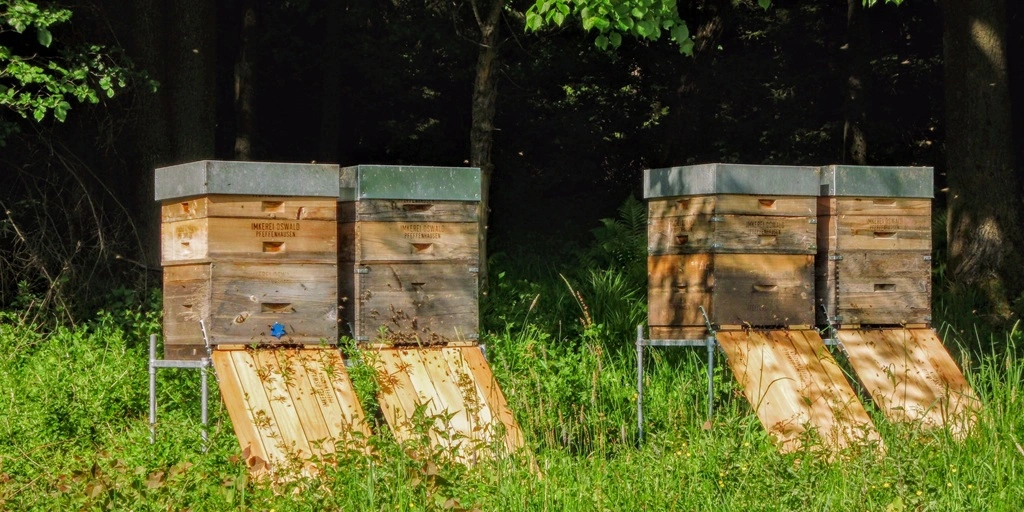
[154,160,340,201]
[644,163,820,199]
[340,165,481,202]
[819,165,934,198]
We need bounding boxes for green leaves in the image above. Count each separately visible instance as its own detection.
[526,0,694,56]
[36,26,51,47]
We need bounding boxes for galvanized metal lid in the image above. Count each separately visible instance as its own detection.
[341,165,481,202]
[644,163,820,198]
[819,165,934,198]
[155,160,340,201]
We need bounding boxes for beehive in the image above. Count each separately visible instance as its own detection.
[156,161,340,359]
[337,165,481,343]
[645,164,820,339]
[816,165,933,327]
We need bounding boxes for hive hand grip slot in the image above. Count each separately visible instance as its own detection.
[752,284,779,293]
[411,282,426,291]
[873,283,896,292]
[758,235,778,245]
[411,242,434,253]
[263,241,286,253]
[261,302,294,313]
[873,231,897,239]
[674,234,689,245]
[402,203,434,213]
[262,201,285,213]
[180,202,192,214]
[758,198,777,209]
[872,199,897,207]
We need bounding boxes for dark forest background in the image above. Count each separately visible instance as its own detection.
[2,0,1022,326]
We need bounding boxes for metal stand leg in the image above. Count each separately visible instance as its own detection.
[636,325,645,443]
[706,335,715,422]
[200,361,209,451]
[149,334,157,444]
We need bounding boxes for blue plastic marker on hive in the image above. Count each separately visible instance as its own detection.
[270,322,287,339]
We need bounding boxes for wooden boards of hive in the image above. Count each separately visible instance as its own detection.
[368,345,524,461]
[716,329,883,453]
[211,347,371,476]
[838,328,978,438]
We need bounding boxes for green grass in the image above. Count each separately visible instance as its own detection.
[2,287,1023,511]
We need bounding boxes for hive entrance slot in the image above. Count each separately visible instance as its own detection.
[261,303,294,314]
[262,201,285,213]
[402,203,434,212]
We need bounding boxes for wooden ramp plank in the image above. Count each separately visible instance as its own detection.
[839,328,978,438]
[717,330,881,453]
[370,346,525,461]
[212,348,371,476]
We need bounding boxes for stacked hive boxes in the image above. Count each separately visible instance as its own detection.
[338,165,481,344]
[645,164,820,338]
[816,165,933,328]
[157,161,340,360]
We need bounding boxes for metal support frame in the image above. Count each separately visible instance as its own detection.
[148,333,212,450]
[636,307,718,443]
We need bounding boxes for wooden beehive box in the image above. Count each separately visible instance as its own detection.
[337,165,481,344]
[816,165,933,327]
[645,164,820,339]
[156,161,340,360]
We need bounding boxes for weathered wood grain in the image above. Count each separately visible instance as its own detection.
[162,217,337,264]
[354,200,478,222]
[839,328,978,438]
[370,346,525,462]
[350,262,478,343]
[162,262,338,357]
[815,251,931,326]
[213,348,371,477]
[162,195,336,222]
[648,214,816,255]
[649,195,816,218]
[817,197,931,217]
[717,330,882,454]
[342,221,478,262]
[648,254,814,333]
[816,212,930,252]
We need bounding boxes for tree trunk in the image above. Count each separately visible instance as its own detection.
[842,0,868,165]
[943,0,1022,319]
[234,0,257,160]
[469,0,503,298]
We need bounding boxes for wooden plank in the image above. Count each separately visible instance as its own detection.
[355,200,478,222]
[717,330,881,453]
[441,347,498,448]
[355,262,478,343]
[648,253,814,329]
[649,326,712,340]
[213,348,371,476]
[397,348,457,451]
[371,348,423,439]
[417,348,477,457]
[818,197,931,217]
[251,350,315,461]
[275,350,335,456]
[817,214,930,252]
[839,328,978,438]
[300,349,372,448]
[162,196,336,222]
[162,217,337,264]
[460,346,525,453]
[649,195,816,218]
[649,214,816,255]
[222,350,291,467]
[347,221,478,262]
[211,351,270,469]
[815,251,931,326]
[162,264,211,353]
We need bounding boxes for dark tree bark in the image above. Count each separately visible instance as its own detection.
[469,0,503,296]
[842,0,868,165]
[167,0,217,161]
[234,0,257,160]
[943,0,1022,318]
